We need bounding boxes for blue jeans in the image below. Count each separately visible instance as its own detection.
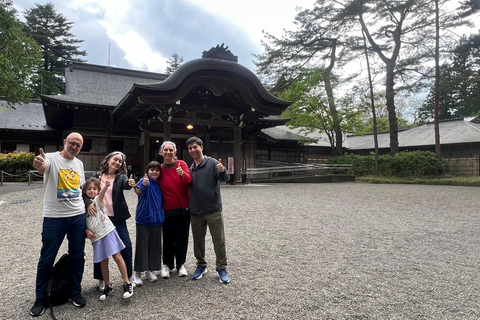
[94,218,133,279]
[35,214,86,300]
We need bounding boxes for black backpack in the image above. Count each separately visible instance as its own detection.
[46,253,74,319]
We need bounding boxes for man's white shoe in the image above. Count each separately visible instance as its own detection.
[160,265,171,279]
[177,264,188,277]
[132,272,143,287]
[145,270,158,283]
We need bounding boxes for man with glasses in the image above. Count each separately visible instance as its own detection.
[30,132,87,317]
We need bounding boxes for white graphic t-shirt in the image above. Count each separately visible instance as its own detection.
[42,152,85,218]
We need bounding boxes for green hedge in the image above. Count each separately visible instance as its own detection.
[326,151,450,177]
[0,151,35,174]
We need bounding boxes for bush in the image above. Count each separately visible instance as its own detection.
[327,151,449,177]
[0,151,36,176]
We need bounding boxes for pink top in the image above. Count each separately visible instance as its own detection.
[100,176,114,217]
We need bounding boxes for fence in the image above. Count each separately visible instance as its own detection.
[445,158,480,176]
[243,161,352,182]
[0,170,43,186]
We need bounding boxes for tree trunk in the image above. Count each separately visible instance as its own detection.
[385,62,399,155]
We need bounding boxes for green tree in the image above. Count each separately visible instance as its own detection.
[419,33,480,121]
[24,2,86,95]
[165,53,184,75]
[280,69,363,154]
[0,0,41,106]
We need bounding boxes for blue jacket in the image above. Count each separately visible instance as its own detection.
[136,178,165,226]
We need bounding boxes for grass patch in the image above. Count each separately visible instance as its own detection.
[356,175,480,187]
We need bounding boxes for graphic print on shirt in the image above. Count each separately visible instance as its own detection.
[57,168,81,198]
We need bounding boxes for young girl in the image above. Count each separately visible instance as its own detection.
[131,161,165,286]
[83,178,133,300]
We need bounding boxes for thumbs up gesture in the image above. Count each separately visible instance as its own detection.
[105,180,111,187]
[176,162,184,177]
[142,173,149,186]
[128,174,136,187]
[33,148,47,171]
[217,158,224,172]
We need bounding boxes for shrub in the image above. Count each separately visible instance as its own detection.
[0,151,36,180]
[327,151,449,177]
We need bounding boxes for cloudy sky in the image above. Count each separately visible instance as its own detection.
[12,0,314,73]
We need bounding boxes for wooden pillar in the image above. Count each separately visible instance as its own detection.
[164,122,171,141]
[234,126,242,182]
[204,133,211,152]
[143,130,150,170]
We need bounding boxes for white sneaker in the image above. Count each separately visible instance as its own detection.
[160,265,171,279]
[145,270,158,283]
[177,264,188,277]
[98,279,105,292]
[132,272,143,287]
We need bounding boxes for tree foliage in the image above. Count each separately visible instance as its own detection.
[23,3,86,95]
[165,53,184,75]
[0,0,41,106]
[419,33,480,121]
[280,68,363,153]
[256,0,475,156]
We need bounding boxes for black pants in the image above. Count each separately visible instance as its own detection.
[162,213,190,270]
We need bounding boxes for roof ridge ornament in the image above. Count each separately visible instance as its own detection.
[202,43,238,62]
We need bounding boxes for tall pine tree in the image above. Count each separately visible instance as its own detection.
[24,2,86,96]
[0,0,40,106]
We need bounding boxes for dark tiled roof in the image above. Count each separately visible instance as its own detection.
[346,118,480,149]
[0,100,55,131]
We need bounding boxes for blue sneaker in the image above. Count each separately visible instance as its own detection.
[192,266,207,279]
[217,268,230,284]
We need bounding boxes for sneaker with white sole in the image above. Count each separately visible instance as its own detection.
[123,282,133,299]
[132,272,143,287]
[192,266,207,280]
[99,285,113,301]
[98,279,105,292]
[129,276,137,288]
[145,270,158,283]
[177,264,188,277]
[160,265,171,279]
[30,298,45,317]
[217,268,230,284]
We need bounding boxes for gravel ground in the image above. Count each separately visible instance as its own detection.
[0,182,479,320]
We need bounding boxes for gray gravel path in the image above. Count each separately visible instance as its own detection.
[0,182,479,319]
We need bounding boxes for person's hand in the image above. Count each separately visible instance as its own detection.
[142,173,149,186]
[128,174,136,187]
[176,162,184,177]
[86,229,95,240]
[105,180,111,187]
[217,158,224,172]
[33,148,47,171]
[88,202,97,217]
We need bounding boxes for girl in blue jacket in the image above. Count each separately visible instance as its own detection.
[131,161,165,286]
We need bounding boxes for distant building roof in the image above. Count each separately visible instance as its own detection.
[261,126,331,147]
[0,100,55,132]
[346,118,480,150]
[42,61,169,107]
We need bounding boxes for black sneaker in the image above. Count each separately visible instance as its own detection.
[123,282,133,299]
[30,298,45,317]
[99,285,113,301]
[71,294,86,307]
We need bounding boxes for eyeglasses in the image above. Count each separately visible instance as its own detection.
[66,139,82,148]
[163,149,174,152]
